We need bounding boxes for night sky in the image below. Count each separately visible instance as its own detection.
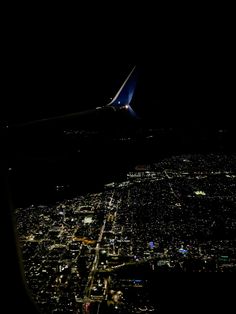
[2,17,235,129]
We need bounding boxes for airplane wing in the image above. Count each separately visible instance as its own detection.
[9,66,138,129]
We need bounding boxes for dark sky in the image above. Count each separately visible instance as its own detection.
[2,14,235,128]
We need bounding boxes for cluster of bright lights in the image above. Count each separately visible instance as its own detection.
[111,104,129,112]
[120,104,129,110]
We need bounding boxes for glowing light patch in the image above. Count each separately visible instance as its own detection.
[83,217,93,224]
[149,241,155,249]
[194,190,206,196]
[178,248,188,254]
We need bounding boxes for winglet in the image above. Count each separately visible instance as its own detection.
[108,66,137,117]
